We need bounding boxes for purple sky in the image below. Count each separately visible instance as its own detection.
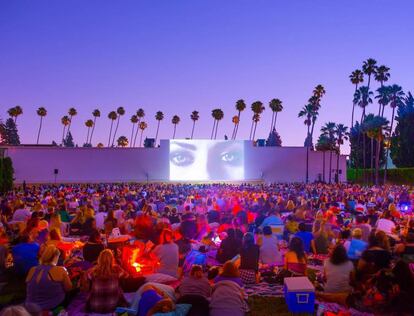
[1,0,414,153]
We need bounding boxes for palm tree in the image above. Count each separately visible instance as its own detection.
[298,104,314,146]
[171,115,180,139]
[376,86,390,118]
[349,70,364,128]
[107,111,118,147]
[190,111,199,139]
[334,124,348,183]
[363,115,389,184]
[211,109,224,139]
[112,106,125,146]
[139,121,148,147]
[232,99,246,139]
[89,109,101,144]
[250,101,265,140]
[8,106,23,123]
[154,111,164,145]
[117,136,129,147]
[315,134,332,182]
[66,107,77,138]
[269,98,283,132]
[375,65,391,115]
[36,107,47,144]
[321,122,336,184]
[362,58,377,89]
[309,85,326,144]
[384,85,405,182]
[84,119,94,145]
[96,143,104,148]
[130,115,139,147]
[61,116,70,145]
[134,108,145,147]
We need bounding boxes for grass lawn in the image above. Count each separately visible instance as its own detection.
[248,296,315,316]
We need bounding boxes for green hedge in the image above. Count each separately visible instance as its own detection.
[0,157,14,193]
[347,168,414,184]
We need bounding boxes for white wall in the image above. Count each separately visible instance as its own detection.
[2,141,347,183]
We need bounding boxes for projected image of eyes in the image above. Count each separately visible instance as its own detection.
[169,140,244,181]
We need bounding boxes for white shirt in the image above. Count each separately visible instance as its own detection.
[95,212,107,230]
[12,208,31,222]
[376,218,396,235]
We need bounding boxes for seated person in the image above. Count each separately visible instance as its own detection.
[177,265,211,316]
[210,262,246,316]
[83,229,105,263]
[12,234,40,276]
[25,245,72,311]
[239,232,259,284]
[294,222,316,254]
[259,226,282,265]
[284,237,307,275]
[131,282,176,316]
[86,249,129,313]
[344,228,367,260]
[216,228,242,264]
[151,229,179,278]
[322,244,354,294]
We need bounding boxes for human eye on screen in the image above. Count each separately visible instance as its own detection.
[220,150,242,166]
[170,150,195,167]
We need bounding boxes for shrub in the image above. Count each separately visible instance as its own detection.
[347,168,414,184]
[0,157,14,193]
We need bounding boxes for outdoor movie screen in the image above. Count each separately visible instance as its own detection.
[169,140,245,181]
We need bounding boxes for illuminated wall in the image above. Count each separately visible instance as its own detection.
[3,140,347,183]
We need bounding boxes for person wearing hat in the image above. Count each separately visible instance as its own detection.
[344,228,367,261]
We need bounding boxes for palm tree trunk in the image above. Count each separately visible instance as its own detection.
[130,124,135,147]
[370,138,374,184]
[329,150,332,184]
[62,126,66,144]
[375,138,381,185]
[214,121,220,139]
[270,112,275,134]
[36,117,43,145]
[362,133,366,183]
[249,119,254,140]
[273,112,278,131]
[140,130,144,147]
[191,121,196,139]
[252,121,258,140]
[133,119,141,147]
[322,151,326,182]
[108,121,114,147]
[231,123,236,140]
[173,124,177,139]
[234,110,241,139]
[336,146,340,183]
[112,117,120,146]
[351,84,357,128]
[155,121,161,145]
[89,117,97,144]
[211,120,216,139]
[66,115,73,138]
[384,107,396,183]
[381,105,385,117]
[86,127,90,144]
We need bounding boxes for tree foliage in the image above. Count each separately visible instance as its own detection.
[266,128,282,146]
[0,157,14,193]
[63,131,75,147]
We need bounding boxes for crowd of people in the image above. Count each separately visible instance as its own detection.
[0,182,413,315]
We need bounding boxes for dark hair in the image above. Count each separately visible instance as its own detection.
[207,266,220,280]
[242,232,255,248]
[289,237,305,261]
[89,229,102,243]
[298,222,306,232]
[263,226,272,236]
[330,244,349,265]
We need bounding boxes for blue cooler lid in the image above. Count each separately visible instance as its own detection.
[284,276,314,292]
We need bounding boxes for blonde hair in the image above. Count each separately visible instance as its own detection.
[40,245,60,264]
[0,306,31,316]
[93,249,117,279]
[49,213,62,232]
[352,228,362,239]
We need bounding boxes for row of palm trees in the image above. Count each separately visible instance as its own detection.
[349,58,406,183]
[7,98,284,147]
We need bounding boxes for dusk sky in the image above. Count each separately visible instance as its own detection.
[1,0,414,153]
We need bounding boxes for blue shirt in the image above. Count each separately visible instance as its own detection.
[12,242,40,275]
[261,215,283,227]
[347,239,367,260]
[295,231,314,253]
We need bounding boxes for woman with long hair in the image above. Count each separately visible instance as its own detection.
[323,244,354,293]
[87,249,128,313]
[26,245,72,310]
[284,236,307,275]
[239,232,259,284]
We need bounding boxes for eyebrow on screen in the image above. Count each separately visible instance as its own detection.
[171,142,197,150]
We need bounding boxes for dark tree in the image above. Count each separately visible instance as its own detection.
[390,92,414,167]
[63,131,75,147]
[266,128,282,146]
[4,118,20,145]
